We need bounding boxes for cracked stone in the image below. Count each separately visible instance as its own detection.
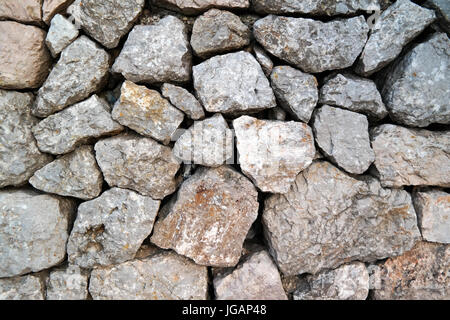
[46,265,89,300]
[151,0,249,15]
[161,83,205,120]
[0,275,44,300]
[0,0,42,24]
[45,14,79,57]
[253,45,273,77]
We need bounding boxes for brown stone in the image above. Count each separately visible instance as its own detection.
[43,0,74,24]
[0,0,42,24]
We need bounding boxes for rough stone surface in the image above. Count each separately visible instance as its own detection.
[112,81,184,145]
[214,250,288,300]
[67,188,160,269]
[89,251,208,300]
[151,166,259,267]
[112,16,191,84]
[381,33,450,127]
[312,105,375,175]
[234,116,316,193]
[371,124,450,188]
[0,90,52,188]
[413,189,450,244]
[46,265,89,300]
[0,275,44,300]
[94,134,180,200]
[193,51,276,114]
[33,36,110,117]
[29,145,103,200]
[357,0,436,76]
[152,0,249,15]
[0,21,51,89]
[270,65,318,123]
[161,83,205,120]
[191,9,250,58]
[67,0,145,49]
[370,241,449,299]
[45,14,79,57]
[426,0,450,33]
[0,0,42,24]
[43,0,74,24]
[0,189,76,278]
[293,262,369,300]
[263,161,421,275]
[253,45,273,77]
[254,15,369,73]
[173,114,233,167]
[32,95,123,155]
[319,73,387,120]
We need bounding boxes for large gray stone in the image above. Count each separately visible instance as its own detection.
[45,14,79,57]
[161,83,205,120]
[0,275,44,300]
[152,0,249,15]
[46,265,89,300]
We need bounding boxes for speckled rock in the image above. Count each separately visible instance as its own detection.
[0,189,76,278]
[253,45,273,77]
[45,14,79,57]
[111,81,184,145]
[67,0,145,49]
[89,251,208,300]
[381,33,450,127]
[29,145,103,200]
[319,73,387,120]
[293,262,369,300]
[112,16,191,84]
[263,161,421,275]
[193,51,276,115]
[94,133,180,200]
[32,95,123,155]
[0,21,51,89]
[0,90,52,188]
[0,275,44,300]
[254,15,369,73]
[270,66,318,123]
[371,124,450,188]
[46,265,89,300]
[357,0,436,76]
[214,250,288,300]
[233,116,315,193]
[173,114,233,167]
[161,83,205,120]
[151,166,259,267]
[33,36,110,117]
[43,0,74,24]
[152,0,249,15]
[0,0,42,24]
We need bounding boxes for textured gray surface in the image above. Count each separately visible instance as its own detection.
[45,14,79,57]
[152,0,249,14]
[161,83,205,120]
[253,45,273,76]
[46,265,89,300]
[0,275,44,300]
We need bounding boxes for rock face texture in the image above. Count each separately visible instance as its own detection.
[0,21,51,89]
[161,83,205,120]
[254,15,369,73]
[253,45,273,76]
[43,0,74,24]
[234,116,316,193]
[46,265,89,300]
[153,0,249,14]
[0,275,45,300]
[263,161,421,275]
[151,166,259,267]
[0,0,42,24]
[0,189,76,278]
[0,90,52,188]
[371,125,450,188]
[45,14,79,57]
[381,33,450,127]
[89,251,209,300]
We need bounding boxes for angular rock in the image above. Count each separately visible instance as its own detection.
[381,33,450,127]
[112,16,191,84]
[151,166,259,267]
[46,265,89,300]
[191,9,250,58]
[0,90,52,188]
[67,0,145,49]
[0,0,42,24]
[173,114,233,167]
[89,251,208,300]
[370,241,449,299]
[32,95,123,155]
[94,134,180,199]
[111,81,184,145]
[263,161,421,275]
[293,262,369,300]
[270,65,318,123]
[0,189,76,278]
[29,145,103,200]
[312,105,375,175]
[0,21,51,89]
[193,51,276,114]
[254,15,369,73]
[371,124,450,188]
[268,106,287,121]
[413,189,450,244]
[214,250,288,300]
[0,275,44,300]
[253,45,273,77]
[319,73,388,120]
[426,0,450,33]
[233,116,315,193]
[357,0,436,76]
[152,0,249,15]
[33,36,110,117]
[45,14,79,57]
[43,0,74,24]
[161,83,205,120]
[67,188,160,268]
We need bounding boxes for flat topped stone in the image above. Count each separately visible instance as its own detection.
[151,0,250,15]
[0,275,45,300]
